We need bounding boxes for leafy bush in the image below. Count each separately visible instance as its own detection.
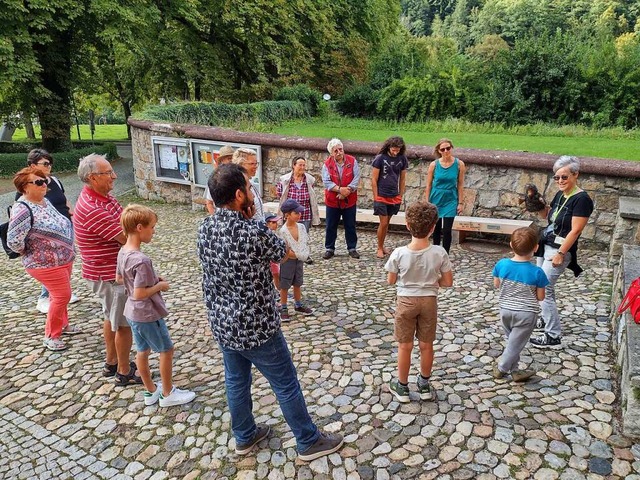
[274,85,323,116]
[0,143,118,176]
[335,85,381,117]
[139,100,310,126]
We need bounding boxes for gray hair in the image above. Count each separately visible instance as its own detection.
[553,155,580,174]
[78,153,107,183]
[232,148,258,165]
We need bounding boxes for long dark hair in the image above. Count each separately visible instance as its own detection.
[378,136,406,156]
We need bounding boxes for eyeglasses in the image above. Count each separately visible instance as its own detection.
[27,179,49,187]
[439,146,452,152]
[553,175,571,181]
[93,170,116,177]
[37,161,52,167]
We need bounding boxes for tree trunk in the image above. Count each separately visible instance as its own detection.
[24,115,35,140]
[122,101,132,139]
[37,100,72,152]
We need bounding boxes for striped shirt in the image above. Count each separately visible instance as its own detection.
[73,186,123,281]
[492,259,549,312]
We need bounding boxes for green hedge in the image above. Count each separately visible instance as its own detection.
[0,140,116,154]
[139,100,310,126]
[0,143,118,176]
[274,85,324,116]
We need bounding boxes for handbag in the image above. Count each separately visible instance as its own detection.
[1,202,34,259]
[618,277,640,324]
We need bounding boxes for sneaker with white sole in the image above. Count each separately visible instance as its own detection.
[143,383,163,406]
[389,379,410,403]
[69,293,80,304]
[416,377,433,400]
[36,297,50,314]
[43,337,67,351]
[159,386,196,407]
[298,432,344,461]
[530,333,562,349]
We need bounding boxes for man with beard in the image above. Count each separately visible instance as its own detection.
[197,163,343,460]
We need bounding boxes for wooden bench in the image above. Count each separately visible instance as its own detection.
[263,202,406,225]
[453,216,534,243]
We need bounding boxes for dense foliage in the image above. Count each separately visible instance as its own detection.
[335,0,640,128]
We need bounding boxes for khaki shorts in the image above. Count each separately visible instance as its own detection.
[394,296,437,343]
[88,279,129,332]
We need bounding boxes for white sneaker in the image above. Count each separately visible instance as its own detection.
[143,382,163,406]
[159,386,196,407]
[36,297,50,314]
[69,293,80,304]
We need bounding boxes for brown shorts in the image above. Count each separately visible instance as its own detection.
[394,296,437,343]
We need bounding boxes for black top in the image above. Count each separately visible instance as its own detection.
[15,176,70,219]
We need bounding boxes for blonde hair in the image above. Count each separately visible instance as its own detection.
[232,148,257,165]
[120,204,158,235]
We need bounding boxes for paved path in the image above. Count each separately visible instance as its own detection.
[0,178,637,479]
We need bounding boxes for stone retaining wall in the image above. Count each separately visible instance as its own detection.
[611,245,640,437]
[128,119,640,250]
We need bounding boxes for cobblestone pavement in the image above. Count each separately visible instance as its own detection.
[1,195,637,480]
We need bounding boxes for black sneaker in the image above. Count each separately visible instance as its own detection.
[235,424,271,455]
[294,304,313,315]
[322,250,334,260]
[298,432,344,462]
[535,317,546,331]
[305,257,314,265]
[530,333,562,349]
[348,249,360,259]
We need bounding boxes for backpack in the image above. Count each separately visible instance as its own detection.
[0,201,34,259]
[618,277,640,324]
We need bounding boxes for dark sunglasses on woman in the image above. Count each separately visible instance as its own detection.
[553,175,570,181]
[27,179,49,186]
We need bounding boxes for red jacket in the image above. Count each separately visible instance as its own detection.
[324,154,358,209]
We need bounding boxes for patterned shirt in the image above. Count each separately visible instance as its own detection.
[197,208,287,350]
[7,198,75,269]
[277,177,312,222]
[73,186,123,281]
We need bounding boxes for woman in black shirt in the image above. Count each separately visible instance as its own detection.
[530,156,593,349]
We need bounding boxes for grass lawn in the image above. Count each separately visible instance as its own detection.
[270,117,640,161]
[11,124,129,142]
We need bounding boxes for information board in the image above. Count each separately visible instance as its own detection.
[152,137,191,185]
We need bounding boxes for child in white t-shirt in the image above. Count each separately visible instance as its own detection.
[385,201,453,403]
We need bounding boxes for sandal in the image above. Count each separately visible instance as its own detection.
[114,365,143,386]
[43,337,67,351]
[103,360,136,378]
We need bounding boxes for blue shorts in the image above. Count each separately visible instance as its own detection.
[127,318,174,353]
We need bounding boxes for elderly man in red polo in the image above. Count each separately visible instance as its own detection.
[74,154,141,386]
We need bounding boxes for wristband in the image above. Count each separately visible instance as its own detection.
[557,251,565,256]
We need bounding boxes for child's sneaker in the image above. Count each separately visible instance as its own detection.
[294,303,313,315]
[534,317,546,331]
[416,376,432,400]
[492,365,506,379]
[159,386,196,407]
[280,305,290,322]
[389,380,410,403]
[143,382,163,406]
[530,333,562,349]
[511,370,536,382]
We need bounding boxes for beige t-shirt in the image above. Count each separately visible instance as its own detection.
[385,244,451,296]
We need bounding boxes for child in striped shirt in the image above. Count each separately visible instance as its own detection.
[492,227,549,382]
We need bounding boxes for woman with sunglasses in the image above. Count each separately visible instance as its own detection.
[425,139,466,253]
[16,149,78,314]
[7,166,78,351]
[530,156,593,350]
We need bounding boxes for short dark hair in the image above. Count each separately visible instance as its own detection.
[511,227,538,256]
[405,201,439,238]
[27,148,53,166]
[209,163,248,206]
[291,156,306,169]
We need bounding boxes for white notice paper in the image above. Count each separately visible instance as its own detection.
[159,145,178,170]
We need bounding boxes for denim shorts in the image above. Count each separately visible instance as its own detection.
[127,318,174,353]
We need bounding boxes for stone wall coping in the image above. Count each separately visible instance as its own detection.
[620,197,640,220]
[128,118,640,179]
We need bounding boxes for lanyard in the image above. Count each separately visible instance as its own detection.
[551,187,577,223]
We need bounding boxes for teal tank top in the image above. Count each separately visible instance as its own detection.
[429,158,459,218]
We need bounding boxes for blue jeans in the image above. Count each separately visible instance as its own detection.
[324,204,357,251]
[219,330,319,452]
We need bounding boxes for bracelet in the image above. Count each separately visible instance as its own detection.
[556,251,565,256]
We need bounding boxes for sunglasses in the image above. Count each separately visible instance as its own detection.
[37,161,52,167]
[439,146,452,152]
[27,179,49,187]
[553,175,571,181]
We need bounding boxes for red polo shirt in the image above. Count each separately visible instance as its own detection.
[73,186,123,281]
